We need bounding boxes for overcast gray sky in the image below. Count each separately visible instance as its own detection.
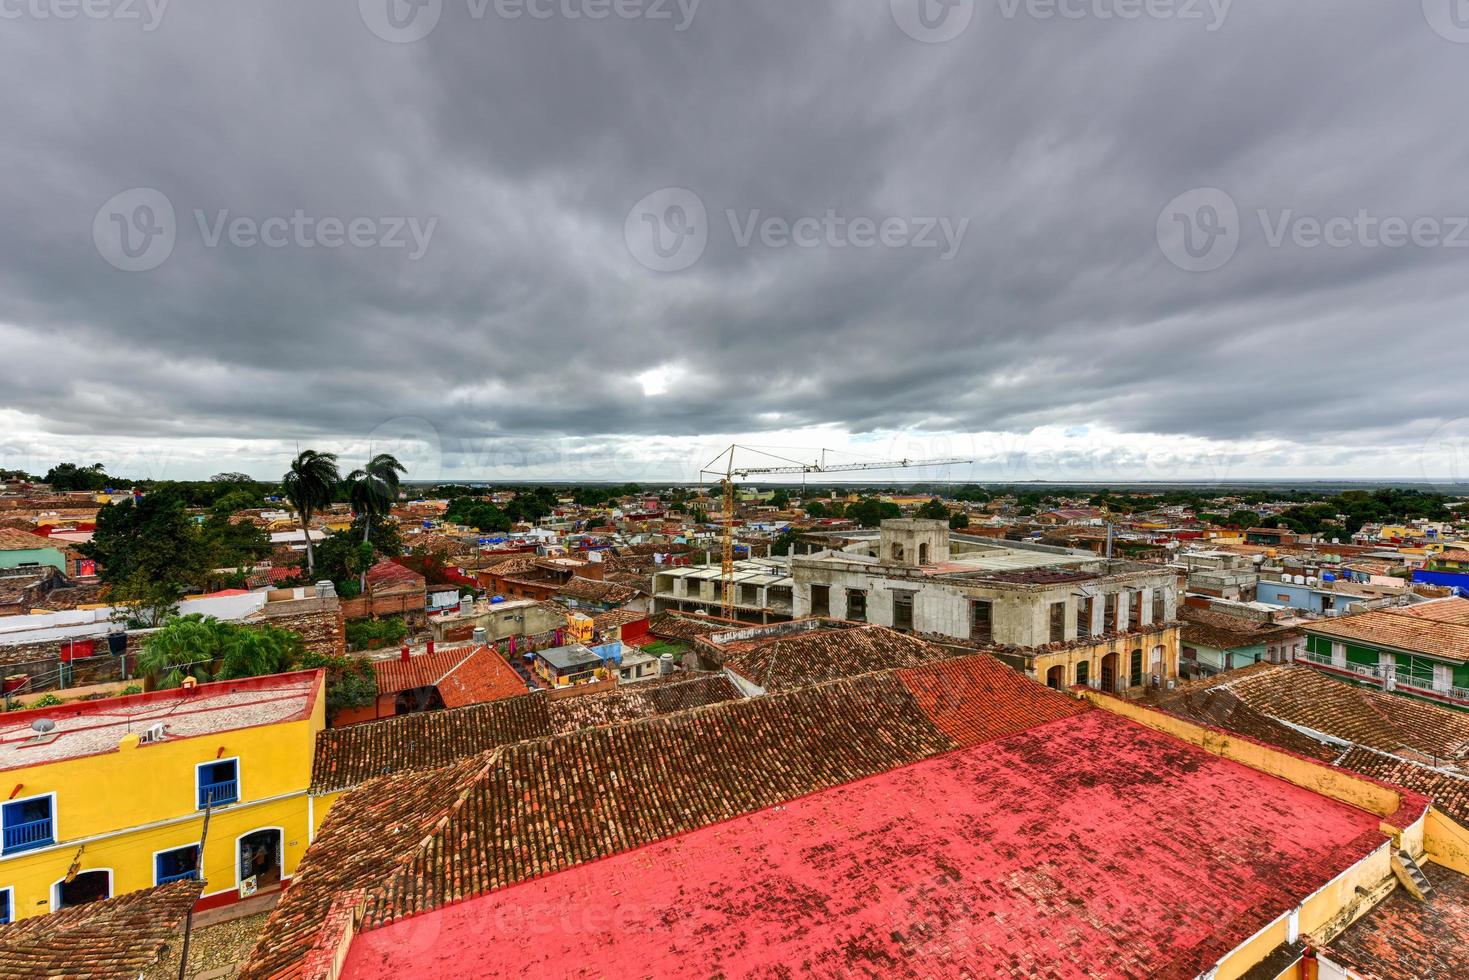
[2,1,1468,485]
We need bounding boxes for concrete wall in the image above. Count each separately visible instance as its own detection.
[792,559,1176,647]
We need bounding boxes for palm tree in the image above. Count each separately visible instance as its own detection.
[281,450,340,576]
[346,453,407,547]
[345,453,406,594]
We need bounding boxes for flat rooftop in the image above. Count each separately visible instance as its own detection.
[340,709,1385,979]
[0,671,320,771]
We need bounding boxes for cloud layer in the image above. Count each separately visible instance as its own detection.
[2,2,1468,483]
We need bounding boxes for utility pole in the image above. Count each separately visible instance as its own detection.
[176,801,213,980]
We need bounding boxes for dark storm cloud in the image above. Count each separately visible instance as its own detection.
[1,0,1467,478]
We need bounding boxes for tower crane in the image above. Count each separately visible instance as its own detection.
[699,445,972,620]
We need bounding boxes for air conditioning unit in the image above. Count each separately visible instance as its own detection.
[138,722,167,744]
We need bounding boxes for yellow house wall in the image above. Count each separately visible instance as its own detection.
[1035,626,1181,689]
[312,790,346,834]
[0,676,324,919]
[1213,915,1290,980]
[1424,807,1469,876]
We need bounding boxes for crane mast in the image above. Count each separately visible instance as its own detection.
[699,446,970,620]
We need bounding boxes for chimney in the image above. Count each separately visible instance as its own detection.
[472,627,487,644]
[426,639,436,656]
[316,580,337,600]
[400,645,410,662]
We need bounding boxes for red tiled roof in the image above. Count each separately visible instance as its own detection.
[0,528,56,552]
[340,711,1387,980]
[1326,861,1469,979]
[707,623,954,692]
[0,879,202,979]
[1216,663,1469,761]
[371,646,479,695]
[900,654,1088,746]
[1304,598,1469,662]
[364,560,426,593]
[435,647,530,709]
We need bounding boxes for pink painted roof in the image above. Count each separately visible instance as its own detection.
[340,710,1386,980]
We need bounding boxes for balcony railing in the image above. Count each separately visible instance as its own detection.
[2,816,54,854]
[1299,651,1469,704]
[157,868,200,884]
[198,778,239,809]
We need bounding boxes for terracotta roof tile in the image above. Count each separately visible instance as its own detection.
[1216,664,1469,761]
[0,879,201,979]
[1326,862,1469,979]
[435,647,532,709]
[310,674,741,794]
[1305,598,1469,662]
[258,651,1089,977]
[1336,747,1469,827]
[706,624,954,692]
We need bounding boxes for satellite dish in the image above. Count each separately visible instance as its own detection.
[30,719,55,735]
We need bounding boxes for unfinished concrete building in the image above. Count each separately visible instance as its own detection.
[791,520,1181,693]
[651,557,795,624]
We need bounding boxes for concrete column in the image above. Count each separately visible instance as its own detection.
[1140,587,1154,627]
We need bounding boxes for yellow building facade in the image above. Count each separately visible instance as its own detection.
[0,670,324,921]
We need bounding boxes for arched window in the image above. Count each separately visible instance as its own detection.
[918,542,930,565]
[891,543,905,563]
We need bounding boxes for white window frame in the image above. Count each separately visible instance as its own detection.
[152,841,202,886]
[50,867,112,911]
[1,791,58,858]
[234,826,286,890]
[195,756,242,810]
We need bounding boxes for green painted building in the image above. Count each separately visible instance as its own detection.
[0,530,68,575]
[1300,599,1469,711]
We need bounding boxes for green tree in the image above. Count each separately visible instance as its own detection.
[83,490,213,622]
[949,511,970,530]
[44,462,111,492]
[770,489,791,510]
[1226,510,1262,529]
[846,498,901,528]
[138,616,300,688]
[282,450,340,576]
[915,499,950,521]
[345,453,407,592]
